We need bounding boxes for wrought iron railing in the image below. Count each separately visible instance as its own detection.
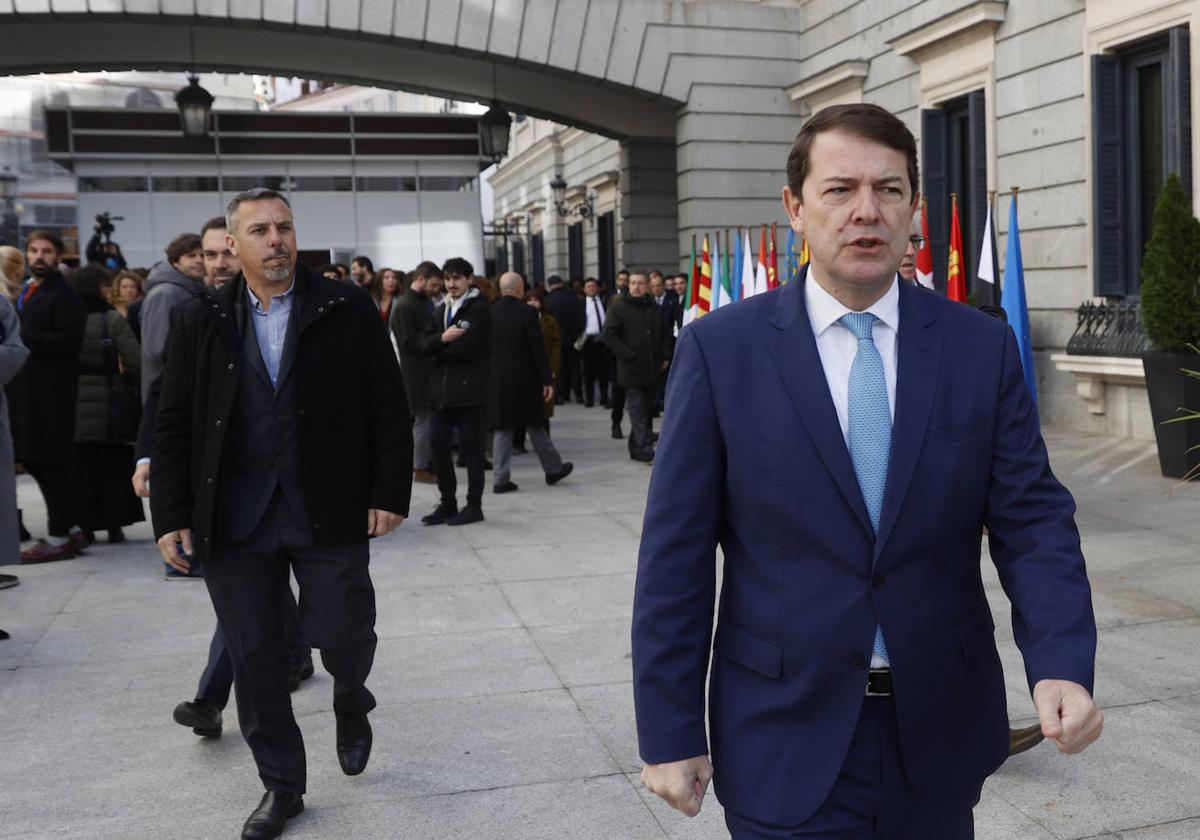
[1065,297,1150,357]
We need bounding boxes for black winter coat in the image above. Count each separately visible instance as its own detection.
[388,285,435,414]
[75,308,141,443]
[603,291,673,389]
[418,290,491,409]
[545,287,584,345]
[487,296,552,430]
[5,271,87,464]
[149,265,412,561]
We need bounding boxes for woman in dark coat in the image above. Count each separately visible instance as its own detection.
[527,287,560,425]
[71,265,144,542]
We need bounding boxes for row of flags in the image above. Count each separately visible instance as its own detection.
[677,190,1038,403]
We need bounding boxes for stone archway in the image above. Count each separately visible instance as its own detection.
[0,0,805,266]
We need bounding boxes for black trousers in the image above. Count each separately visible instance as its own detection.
[431,404,485,510]
[558,345,582,402]
[74,442,145,532]
[203,492,376,794]
[195,586,309,711]
[625,385,657,459]
[22,461,76,538]
[580,339,610,404]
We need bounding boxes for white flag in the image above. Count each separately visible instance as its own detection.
[741,229,755,298]
[978,203,996,287]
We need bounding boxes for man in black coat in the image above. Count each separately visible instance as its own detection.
[603,270,672,462]
[389,260,439,484]
[150,188,411,840]
[543,275,583,404]
[487,272,573,494]
[417,257,491,526]
[7,230,87,563]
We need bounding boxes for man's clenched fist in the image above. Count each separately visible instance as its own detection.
[640,755,713,817]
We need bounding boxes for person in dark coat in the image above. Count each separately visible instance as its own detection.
[417,257,491,526]
[150,188,411,840]
[7,231,88,563]
[69,265,144,543]
[543,275,583,404]
[603,270,672,463]
[389,260,439,484]
[487,272,572,494]
[526,287,560,425]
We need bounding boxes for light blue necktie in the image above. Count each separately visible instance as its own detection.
[839,312,891,666]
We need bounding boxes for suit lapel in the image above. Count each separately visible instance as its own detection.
[767,270,873,537]
[873,282,940,562]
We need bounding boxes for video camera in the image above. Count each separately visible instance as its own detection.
[95,211,123,240]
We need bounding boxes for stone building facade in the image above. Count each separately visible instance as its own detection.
[492,0,1200,441]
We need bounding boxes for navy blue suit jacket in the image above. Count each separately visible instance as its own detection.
[631,270,1096,826]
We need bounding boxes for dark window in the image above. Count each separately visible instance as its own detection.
[512,238,526,279]
[222,176,285,192]
[567,222,585,284]
[531,231,545,287]
[291,176,353,191]
[33,204,77,225]
[152,176,220,192]
[597,211,616,287]
[419,175,476,192]
[1092,27,1192,296]
[355,176,417,192]
[495,243,509,274]
[921,90,988,301]
[78,176,148,192]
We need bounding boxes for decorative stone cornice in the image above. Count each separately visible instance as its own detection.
[888,1,1006,60]
[786,60,869,109]
[1051,354,1146,415]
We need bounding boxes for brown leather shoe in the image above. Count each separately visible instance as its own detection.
[68,529,94,553]
[20,540,77,564]
[1008,723,1045,756]
[413,468,437,484]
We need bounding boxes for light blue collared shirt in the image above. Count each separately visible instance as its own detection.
[246,278,296,387]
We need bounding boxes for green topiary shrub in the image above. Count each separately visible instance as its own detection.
[1141,172,1200,352]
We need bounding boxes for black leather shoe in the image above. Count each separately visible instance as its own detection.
[421,503,458,525]
[545,463,574,486]
[493,481,519,494]
[173,700,222,737]
[1008,723,1046,756]
[242,790,303,840]
[611,423,623,440]
[287,658,315,693]
[336,713,373,776]
[446,506,484,526]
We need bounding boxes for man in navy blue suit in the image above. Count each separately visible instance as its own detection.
[632,104,1102,838]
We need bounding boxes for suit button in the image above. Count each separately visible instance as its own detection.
[205,477,214,485]
[215,419,222,427]
[872,574,886,591]
[850,655,868,670]
[299,408,306,416]
[313,522,321,529]
[227,362,235,371]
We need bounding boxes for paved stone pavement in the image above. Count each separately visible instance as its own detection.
[1,403,1198,840]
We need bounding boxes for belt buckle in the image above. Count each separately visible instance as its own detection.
[865,668,892,697]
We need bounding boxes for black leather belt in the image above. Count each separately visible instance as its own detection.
[865,668,893,697]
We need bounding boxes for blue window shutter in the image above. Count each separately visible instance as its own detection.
[922,108,949,292]
[1092,54,1126,297]
[1167,26,1192,198]
[967,90,990,301]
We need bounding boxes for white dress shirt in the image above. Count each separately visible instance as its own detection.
[584,294,605,336]
[805,272,899,669]
[805,272,899,442]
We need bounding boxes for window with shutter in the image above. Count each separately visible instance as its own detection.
[922,94,987,298]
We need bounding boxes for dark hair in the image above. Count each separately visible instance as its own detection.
[786,103,919,202]
[583,277,599,286]
[200,216,227,236]
[317,262,339,276]
[225,187,291,229]
[526,286,547,307]
[442,256,474,278]
[70,264,113,310]
[26,229,64,254]
[369,267,404,301]
[165,232,203,264]
[334,263,350,276]
[412,260,443,282]
[617,268,630,277]
[546,274,564,287]
[352,255,374,272]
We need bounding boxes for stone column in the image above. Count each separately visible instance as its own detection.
[619,139,678,273]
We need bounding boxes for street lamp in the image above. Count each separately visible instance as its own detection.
[479,102,512,162]
[175,75,215,139]
[549,174,594,219]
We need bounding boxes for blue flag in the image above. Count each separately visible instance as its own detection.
[785,225,796,283]
[1000,197,1038,412]
[731,227,743,302]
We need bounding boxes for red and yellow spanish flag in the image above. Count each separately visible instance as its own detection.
[947,194,968,303]
[767,223,779,290]
[698,234,713,315]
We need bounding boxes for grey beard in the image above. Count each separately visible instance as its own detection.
[263,263,292,282]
